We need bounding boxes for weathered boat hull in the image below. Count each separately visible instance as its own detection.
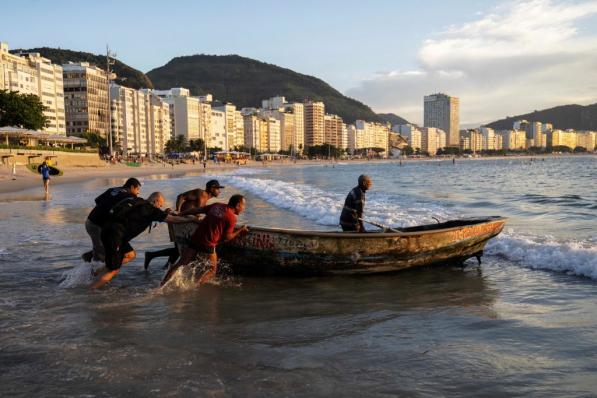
[220,217,506,275]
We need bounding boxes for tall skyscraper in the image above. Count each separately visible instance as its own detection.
[424,93,460,147]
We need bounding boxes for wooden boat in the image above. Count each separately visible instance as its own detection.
[220,216,506,275]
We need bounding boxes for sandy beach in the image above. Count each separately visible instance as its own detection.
[1,153,593,196]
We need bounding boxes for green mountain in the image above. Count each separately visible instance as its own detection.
[486,103,597,131]
[147,54,383,123]
[10,47,153,90]
[377,113,409,126]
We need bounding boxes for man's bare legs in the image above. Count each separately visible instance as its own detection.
[160,247,197,286]
[90,250,136,289]
[196,253,218,285]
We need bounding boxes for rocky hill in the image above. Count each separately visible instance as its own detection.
[377,113,409,126]
[11,47,153,89]
[486,103,597,131]
[147,54,384,123]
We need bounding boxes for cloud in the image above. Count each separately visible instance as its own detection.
[346,0,597,125]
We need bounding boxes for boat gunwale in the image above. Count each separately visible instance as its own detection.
[240,216,507,239]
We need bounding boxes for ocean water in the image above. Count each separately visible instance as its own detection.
[0,156,596,396]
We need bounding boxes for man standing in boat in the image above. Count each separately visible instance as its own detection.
[339,175,372,232]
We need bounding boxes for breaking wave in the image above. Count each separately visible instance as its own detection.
[219,176,456,227]
[486,231,597,279]
[221,176,597,280]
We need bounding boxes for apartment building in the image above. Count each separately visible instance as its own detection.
[304,100,325,147]
[261,108,294,151]
[347,124,363,154]
[234,110,244,148]
[498,129,527,150]
[62,62,109,137]
[355,120,390,154]
[148,95,171,155]
[576,131,596,151]
[549,129,577,149]
[213,103,238,150]
[323,114,344,148]
[262,96,305,153]
[480,127,497,150]
[111,85,171,156]
[149,88,201,142]
[424,93,460,147]
[395,124,422,151]
[210,109,226,149]
[420,127,444,155]
[242,111,281,153]
[0,42,65,134]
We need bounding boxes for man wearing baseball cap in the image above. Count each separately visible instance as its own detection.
[143,179,225,270]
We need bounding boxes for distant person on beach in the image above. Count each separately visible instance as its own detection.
[91,192,198,289]
[40,161,51,194]
[143,180,224,270]
[161,194,249,286]
[339,175,372,232]
[82,178,142,263]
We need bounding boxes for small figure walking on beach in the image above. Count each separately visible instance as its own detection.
[40,161,51,194]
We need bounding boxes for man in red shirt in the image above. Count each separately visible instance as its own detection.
[161,194,249,285]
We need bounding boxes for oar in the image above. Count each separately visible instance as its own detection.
[359,218,400,233]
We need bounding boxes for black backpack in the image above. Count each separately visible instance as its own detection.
[109,197,146,222]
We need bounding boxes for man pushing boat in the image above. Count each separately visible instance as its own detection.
[91,192,199,289]
[161,194,249,286]
[143,180,225,270]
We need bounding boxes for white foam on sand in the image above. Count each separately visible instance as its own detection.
[486,231,597,279]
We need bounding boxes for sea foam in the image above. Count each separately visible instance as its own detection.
[486,231,597,279]
[221,176,597,280]
[219,176,455,227]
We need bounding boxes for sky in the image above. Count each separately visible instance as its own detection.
[3,0,597,126]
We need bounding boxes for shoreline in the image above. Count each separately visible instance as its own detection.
[0,153,594,197]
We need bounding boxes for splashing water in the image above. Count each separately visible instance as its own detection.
[160,259,239,291]
[486,231,597,279]
[58,261,100,288]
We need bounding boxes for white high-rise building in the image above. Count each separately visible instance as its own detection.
[420,127,445,155]
[266,117,281,152]
[235,110,244,148]
[395,124,422,151]
[304,100,325,147]
[261,108,294,152]
[148,88,206,143]
[355,120,390,155]
[324,114,344,148]
[262,96,305,153]
[63,62,109,138]
[213,103,238,150]
[111,85,171,156]
[210,109,226,149]
[262,95,286,110]
[480,127,496,150]
[0,42,66,134]
[424,93,460,147]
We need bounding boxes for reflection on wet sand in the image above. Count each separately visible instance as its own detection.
[0,192,51,203]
